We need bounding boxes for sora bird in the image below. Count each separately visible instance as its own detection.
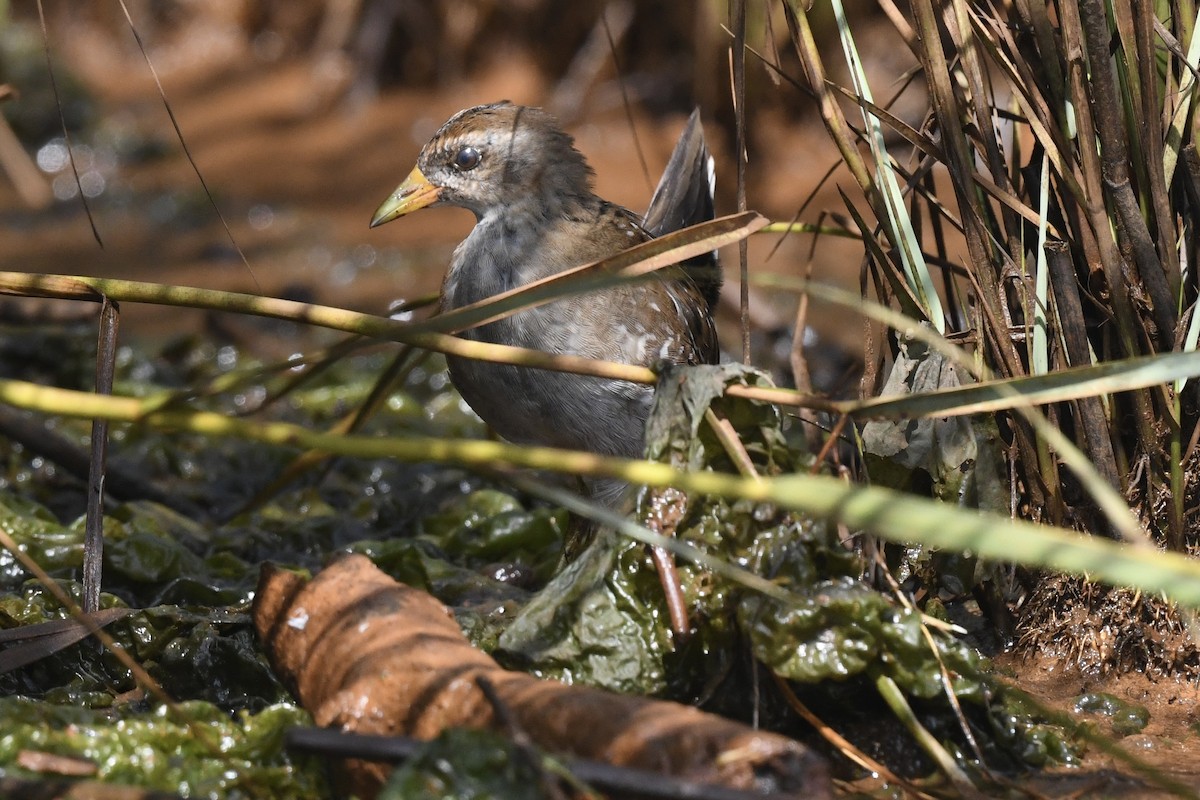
[370,102,719,505]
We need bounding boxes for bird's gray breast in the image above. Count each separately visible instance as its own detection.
[446,314,652,458]
[440,217,653,458]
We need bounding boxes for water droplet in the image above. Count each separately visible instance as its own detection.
[80,170,105,198]
[52,174,78,200]
[216,345,238,370]
[248,204,274,230]
[36,139,68,173]
[352,243,377,268]
[330,259,356,286]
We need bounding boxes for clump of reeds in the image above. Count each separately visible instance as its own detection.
[777,0,1200,669]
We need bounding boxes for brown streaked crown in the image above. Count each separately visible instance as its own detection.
[414,102,596,220]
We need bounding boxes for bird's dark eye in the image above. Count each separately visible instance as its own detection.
[452,146,481,171]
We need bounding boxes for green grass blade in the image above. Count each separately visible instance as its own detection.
[1164,7,1200,185]
[830,0,945,332]
[2,377,1199,605]
[1031,153,1051,374]
[849,350,1200,418]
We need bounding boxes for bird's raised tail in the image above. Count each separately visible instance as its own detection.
[642,109,721,309]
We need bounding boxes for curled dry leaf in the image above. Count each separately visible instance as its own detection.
[253,555,830,799]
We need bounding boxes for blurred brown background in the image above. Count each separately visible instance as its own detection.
[0,0,916,362]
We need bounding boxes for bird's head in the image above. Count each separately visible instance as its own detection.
[370,102,594,227]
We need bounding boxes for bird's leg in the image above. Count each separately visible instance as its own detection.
[644,486,691,639]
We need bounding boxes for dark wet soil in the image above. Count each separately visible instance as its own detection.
[997,652,1200,798]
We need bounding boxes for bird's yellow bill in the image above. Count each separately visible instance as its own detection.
[370,166,441,227]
